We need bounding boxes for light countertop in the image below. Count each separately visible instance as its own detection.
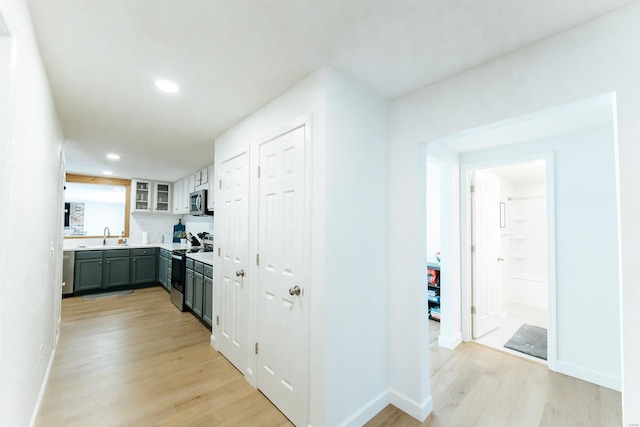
[186,252,214,266]
[64,242,214,266]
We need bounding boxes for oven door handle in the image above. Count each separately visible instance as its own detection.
[171,254,183,261]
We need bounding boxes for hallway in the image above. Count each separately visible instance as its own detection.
[37,287,292,426]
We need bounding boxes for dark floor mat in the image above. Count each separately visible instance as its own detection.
[504,323,547,360]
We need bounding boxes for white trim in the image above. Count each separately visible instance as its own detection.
[335,390,389,427]
[438,332,462,349]
[389,389,433,422]
[556,361,621,392]
[29,348,56,427]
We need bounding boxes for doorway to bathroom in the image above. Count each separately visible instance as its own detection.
[468,160,549,363]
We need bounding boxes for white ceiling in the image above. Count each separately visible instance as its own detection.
[26,0,632,182]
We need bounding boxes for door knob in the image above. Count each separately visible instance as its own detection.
[289,285,301,296]
[235,269,245,277]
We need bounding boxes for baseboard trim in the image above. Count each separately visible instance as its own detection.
[336,390,390,427]
[29,347,56,427]
[389,389,433,422]
[438,332,462,349]
[556,360,621,391]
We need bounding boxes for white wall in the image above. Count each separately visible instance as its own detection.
[324,67,389,426]
[506,180,547,308]
[390,3,640,423]
[0,0,65,425]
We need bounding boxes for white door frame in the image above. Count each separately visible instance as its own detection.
[460,152,557,370]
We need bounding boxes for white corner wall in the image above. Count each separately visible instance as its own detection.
[323,68,389,427]
[213,66,391,427]
[390,3,640,424]
[0,0,64,425]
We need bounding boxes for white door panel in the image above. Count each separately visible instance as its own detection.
[472,170,502,338]
[257,125,308,426]
[217,151,249,372]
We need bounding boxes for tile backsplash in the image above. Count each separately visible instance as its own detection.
[130,213,213,244]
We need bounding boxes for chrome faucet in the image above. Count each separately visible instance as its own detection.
[103,227,111,246]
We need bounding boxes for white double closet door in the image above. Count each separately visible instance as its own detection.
[216,123,309,426]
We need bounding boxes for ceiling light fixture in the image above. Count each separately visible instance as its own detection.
[106,153,120,160]
[155,79,179,93]
[103,170,114,176]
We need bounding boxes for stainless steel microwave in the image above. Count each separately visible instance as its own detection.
[189,190,212,216]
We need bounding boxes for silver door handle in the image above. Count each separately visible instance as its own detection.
[235,269,245,277]
[289,285,301,296]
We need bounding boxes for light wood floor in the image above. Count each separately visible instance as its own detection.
[39,287,622,427]
[37,287,293,427]
[366,342,622,427]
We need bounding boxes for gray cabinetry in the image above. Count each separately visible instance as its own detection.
[104,250,131,288]
[203,274,213,326]
[131,248,157,284]
[74,247,161,294]
[75,251,103,291]
[158,249,171,290]
[193,270,204,317]
[184,258,212,326]
[185,267,195,309]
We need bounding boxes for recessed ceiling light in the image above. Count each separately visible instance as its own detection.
[155,79,179,93]
[103,171,113,176]
[106,153,120,160]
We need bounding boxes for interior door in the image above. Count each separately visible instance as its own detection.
[257,125,308,426]
[217,151,250,372]
[471,170,502,338]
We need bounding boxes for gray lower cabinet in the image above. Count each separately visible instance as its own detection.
[75,251,104,292]
[203,275,213,325]
[104,250,131,288]
[131,248,157,285]
[185,259,213,327]
[158,249,171,290]
[185,267,195,310]
[193,272,204,317]
[75,249,132,291]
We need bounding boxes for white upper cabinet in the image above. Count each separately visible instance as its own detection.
[172,180,182,214]
[195,167,208,188]
[153,182,171,213]
[181,177,190,213]
[131,179,152,212]
[207,164,214,211]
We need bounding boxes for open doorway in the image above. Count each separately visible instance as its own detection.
[469,160,549,363]
[425,93,623,390]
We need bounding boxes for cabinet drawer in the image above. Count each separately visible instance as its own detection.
[203,264,213,278]
[132,248,156,256]
[194,261,204,274]
[186,258,194,269]
[105,249,130,258]
[76,251,103,260]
